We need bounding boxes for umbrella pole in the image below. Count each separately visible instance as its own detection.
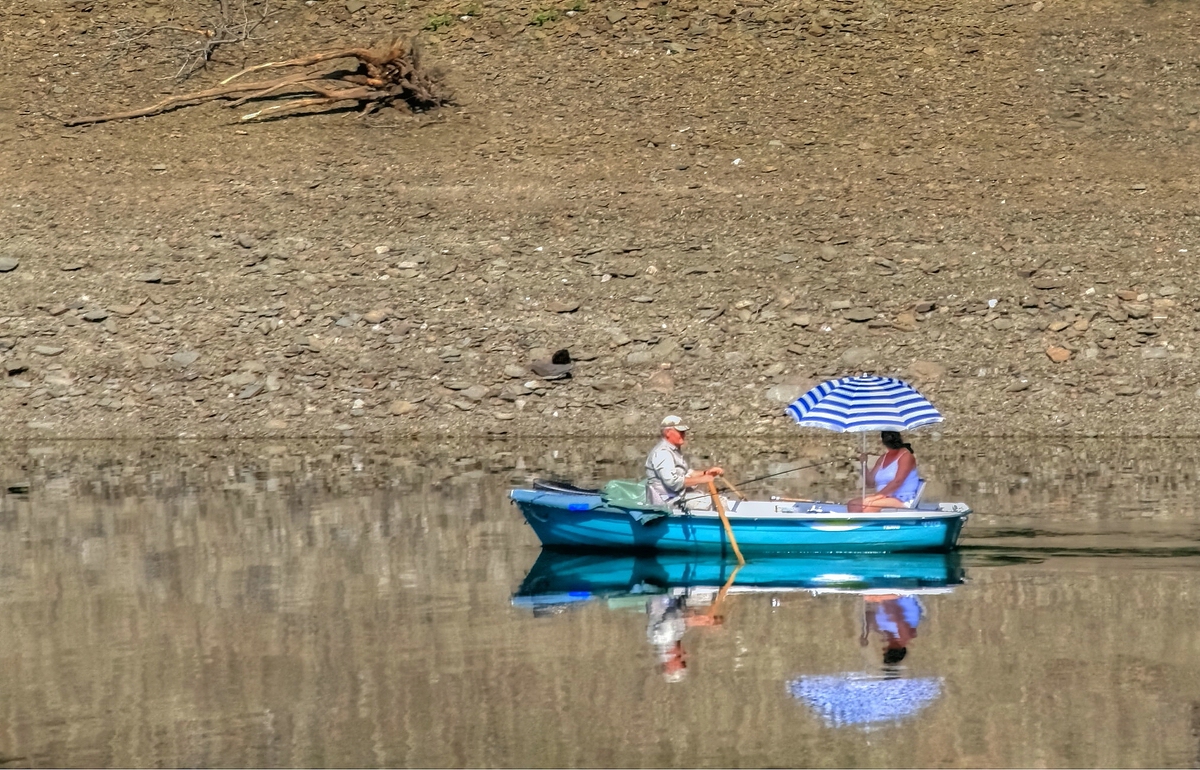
[860,432,867,503]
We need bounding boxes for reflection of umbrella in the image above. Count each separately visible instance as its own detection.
[787,674,944,728]
[785,375,942,499]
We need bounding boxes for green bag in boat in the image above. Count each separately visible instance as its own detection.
[601,479,669,524]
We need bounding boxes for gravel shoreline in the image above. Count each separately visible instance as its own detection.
[3,0,1199,440]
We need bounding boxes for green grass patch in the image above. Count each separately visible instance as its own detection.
[424,13,456,30]
[530,8,562,25]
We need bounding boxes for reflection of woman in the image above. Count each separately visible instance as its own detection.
[849,431,920,511]
[860,594,922,668]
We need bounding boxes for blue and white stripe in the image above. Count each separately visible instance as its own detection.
[786,375,943,433]
[788,674,944,728]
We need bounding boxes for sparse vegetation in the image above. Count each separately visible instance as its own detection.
[424,13,456,30]
[107,0,276,81]
[530,8,562,25]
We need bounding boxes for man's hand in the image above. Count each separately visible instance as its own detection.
[707,466,724,477]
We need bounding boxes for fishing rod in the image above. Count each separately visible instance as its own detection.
[727,458,842,490]
[533,458,842,504]
[676,458,841,505]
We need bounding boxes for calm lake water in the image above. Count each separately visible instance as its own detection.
[2,437,1200,768]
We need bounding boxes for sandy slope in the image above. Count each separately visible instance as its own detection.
[0,0,1198,439]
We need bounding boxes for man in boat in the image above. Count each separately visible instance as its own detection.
[645,415,726,512]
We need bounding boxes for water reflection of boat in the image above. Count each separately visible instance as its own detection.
[512,550,964,614]
[513,550,964,686]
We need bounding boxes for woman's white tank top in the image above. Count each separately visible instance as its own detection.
[874,452,920,503]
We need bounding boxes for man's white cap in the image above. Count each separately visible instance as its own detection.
[660,415,689,432]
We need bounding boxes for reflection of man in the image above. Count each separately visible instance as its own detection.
[646,594,725,683]
[860,594,922,668]
[644,415,725,512]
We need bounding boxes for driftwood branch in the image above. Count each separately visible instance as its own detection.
[66,37,448,127]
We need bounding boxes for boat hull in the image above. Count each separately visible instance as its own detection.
[511,490,968,554]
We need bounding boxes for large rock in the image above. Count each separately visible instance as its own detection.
[464,384,491,402]
[529,349,574,379]
[1045,346,1072,363]
[844,307,877,323]
[841,347,874,368]
[647,370,674,394]
[908,360,946,381]
[390,399,418,415]
[766,383,805,404]
[893,312,918,332]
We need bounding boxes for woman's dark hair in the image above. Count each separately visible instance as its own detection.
[880,431,914,455]
[883,647,908,666]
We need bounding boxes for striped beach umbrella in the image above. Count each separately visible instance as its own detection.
[786,376,943,433]
[786,376,942,501]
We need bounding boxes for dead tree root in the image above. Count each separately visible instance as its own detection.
[65,37,448,126]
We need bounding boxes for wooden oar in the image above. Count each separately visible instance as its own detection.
[709,562,743,619]
[707,479,745,566]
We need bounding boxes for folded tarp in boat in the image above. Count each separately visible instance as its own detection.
[602,479,669,525]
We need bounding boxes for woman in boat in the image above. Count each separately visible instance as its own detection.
[848,430,920,512]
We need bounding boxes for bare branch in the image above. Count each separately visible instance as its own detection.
[106,0,276,82]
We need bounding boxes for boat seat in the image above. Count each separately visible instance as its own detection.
[903,479,927,509]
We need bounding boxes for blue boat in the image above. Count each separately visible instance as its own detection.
[510,480,971,555]
[513,550,965,612]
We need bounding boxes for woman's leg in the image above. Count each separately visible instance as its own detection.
[848,493,905,512]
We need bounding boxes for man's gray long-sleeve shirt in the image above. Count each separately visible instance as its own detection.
[645,438,690,506]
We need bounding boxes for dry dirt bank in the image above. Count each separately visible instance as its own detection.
[1,0,1199,440]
